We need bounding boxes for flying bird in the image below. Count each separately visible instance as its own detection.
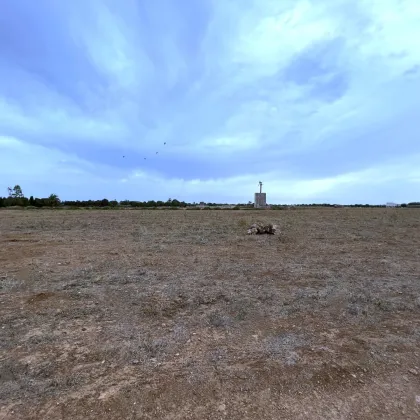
[156,152,158,154]
[164,142,166,145]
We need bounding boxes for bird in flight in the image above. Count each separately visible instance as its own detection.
[164,142,166,145]
[156,152,158,154]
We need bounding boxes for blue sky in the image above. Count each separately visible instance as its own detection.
[1,0,419,204]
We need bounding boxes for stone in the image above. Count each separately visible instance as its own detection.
[247,223,278,235]
[218,403,226,412]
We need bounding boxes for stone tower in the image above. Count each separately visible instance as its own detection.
[254,181,267,208]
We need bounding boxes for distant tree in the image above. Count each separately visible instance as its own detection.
[8,185,24,198]
[48,193,60,207]
[29,196,35,205]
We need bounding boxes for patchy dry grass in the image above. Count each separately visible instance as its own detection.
[0,208,420,419]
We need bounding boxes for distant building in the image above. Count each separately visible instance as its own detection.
[386,202,398,207]
[254,181,267,208]
[254,193,267,208]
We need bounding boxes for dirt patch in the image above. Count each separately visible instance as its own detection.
[0,208,419,419]
[26,292,56,304]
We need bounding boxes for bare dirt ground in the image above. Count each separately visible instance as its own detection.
[1,208,419,419]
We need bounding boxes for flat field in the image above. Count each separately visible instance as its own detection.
[1,208,419,419]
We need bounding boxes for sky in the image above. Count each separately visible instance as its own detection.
[1,0,419,204]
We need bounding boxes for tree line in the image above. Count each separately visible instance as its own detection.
[0,185,60,208]
[1,185,418,209]
[0,185,231,208]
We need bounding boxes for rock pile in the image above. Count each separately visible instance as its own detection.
[247,223,278,235]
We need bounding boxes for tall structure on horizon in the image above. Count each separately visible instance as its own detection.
[254,181,267,208]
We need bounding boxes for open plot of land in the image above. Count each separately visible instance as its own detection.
[1,208,420,419]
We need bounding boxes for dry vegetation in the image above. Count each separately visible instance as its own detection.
[1,208,420,419]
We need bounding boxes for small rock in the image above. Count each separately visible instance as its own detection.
[408,369,418,376]
[415,395,420,404]
[218,403,226,412]
[132,359,140,365]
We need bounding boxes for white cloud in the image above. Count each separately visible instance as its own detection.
[232,3,337,75]
[79,5,155,91]
[0,95,128,147]
[2,134,419,203]
[0,136,113,197]
[116,152,420,204]
[212,1,419,118]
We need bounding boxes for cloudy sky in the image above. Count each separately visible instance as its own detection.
[1,0,419,204]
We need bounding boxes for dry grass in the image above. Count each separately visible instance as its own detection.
[0,208,420,419]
